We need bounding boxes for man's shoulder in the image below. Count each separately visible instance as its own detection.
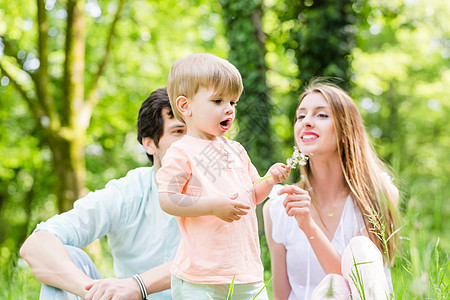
[123,166,154,179]
[108,167,153,186]
[99,167,154,201]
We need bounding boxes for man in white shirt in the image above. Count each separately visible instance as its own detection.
[20,87,187,299]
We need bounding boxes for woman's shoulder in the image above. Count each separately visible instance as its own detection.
[268,184,284,199]
[265,184,288,219]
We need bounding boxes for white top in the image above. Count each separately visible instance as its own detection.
[269,184,385,300]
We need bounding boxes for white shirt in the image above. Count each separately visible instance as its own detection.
[36,167,180,299]
[269,184,367,300]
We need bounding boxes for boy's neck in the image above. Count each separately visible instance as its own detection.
[186,128,219,141]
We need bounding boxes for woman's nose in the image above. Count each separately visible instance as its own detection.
[302,114,314,127]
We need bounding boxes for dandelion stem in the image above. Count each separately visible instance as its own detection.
[253,174,273,185]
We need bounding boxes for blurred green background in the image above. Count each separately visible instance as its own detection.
[1,0,448,298]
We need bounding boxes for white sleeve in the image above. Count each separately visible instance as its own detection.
[34,169,145,247]
[269,185,288,245]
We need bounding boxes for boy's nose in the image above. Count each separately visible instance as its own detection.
[225,105,234,114]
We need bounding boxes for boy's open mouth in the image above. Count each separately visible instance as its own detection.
[220,118,232,130]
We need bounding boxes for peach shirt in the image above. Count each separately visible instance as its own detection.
[156,135,264,284]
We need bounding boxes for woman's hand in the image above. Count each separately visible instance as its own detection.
[280,185,315,232]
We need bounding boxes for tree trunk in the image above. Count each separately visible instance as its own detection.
[1,0,128,213]
[49,134,86,212]
[275,0,356,164]
[220,0,274,173]
[220,0,273,235]
[52,0,87,211]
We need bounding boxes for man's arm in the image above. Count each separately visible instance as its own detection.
[20,230,92,298]
[84,261,172,300]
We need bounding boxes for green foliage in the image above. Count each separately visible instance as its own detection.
[263,0,359,183]
[1,0,448,297]
[220,0,275,172]
[272,0,356,84]
[0,0,228,276]
[350,0,450,247]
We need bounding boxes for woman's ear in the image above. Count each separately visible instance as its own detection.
[176,96,192,118]
[142,137,156,155]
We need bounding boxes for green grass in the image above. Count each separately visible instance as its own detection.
[2,201,448,299]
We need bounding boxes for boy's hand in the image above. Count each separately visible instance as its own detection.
[212,193,250,222]
[266,163,291,185]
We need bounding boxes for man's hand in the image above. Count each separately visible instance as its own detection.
[84,277,141,300]
[212,193,250,222]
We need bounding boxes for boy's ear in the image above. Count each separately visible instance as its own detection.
[142,137,156,155]
[176,96,192,118]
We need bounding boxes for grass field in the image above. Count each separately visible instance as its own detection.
[2,197,449,299]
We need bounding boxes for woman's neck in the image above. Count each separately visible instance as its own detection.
[308,154,348,205]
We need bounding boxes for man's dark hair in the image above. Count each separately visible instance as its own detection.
[137,87,174,164]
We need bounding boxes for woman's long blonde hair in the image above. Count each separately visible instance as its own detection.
[297,79,399,263]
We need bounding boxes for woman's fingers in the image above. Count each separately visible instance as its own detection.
[278,184,309,196]
[286,207,310,217]
[280,187,311,218]
[282,193,311,208]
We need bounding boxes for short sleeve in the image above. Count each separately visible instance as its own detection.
[269,185,288,245]
[233,141,260,183]
[156,143,192,194]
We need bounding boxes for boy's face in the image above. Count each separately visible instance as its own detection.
[186,87,239,140]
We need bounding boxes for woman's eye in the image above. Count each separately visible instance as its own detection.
[297,115,305,120]
[318,113,329,118]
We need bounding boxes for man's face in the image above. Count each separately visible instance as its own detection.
[152,108,186,168]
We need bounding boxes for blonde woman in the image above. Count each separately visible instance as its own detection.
[264,80,399,299]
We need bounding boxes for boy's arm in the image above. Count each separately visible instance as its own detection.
[253,163,290,204]
[157,146,250,222]
[20,230,93,298]
[159,192,249,222]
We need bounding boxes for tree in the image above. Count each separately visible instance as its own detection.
[219,0,274,238]
[220,0,275,173]
[264,0,359,173]
[0,0,232,276]
[0,0,125,212]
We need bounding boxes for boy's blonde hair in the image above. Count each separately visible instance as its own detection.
[167,53,243,123]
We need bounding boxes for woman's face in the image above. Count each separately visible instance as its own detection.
[294,92,337,158]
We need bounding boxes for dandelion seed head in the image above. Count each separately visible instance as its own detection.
[286,146,309,168]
